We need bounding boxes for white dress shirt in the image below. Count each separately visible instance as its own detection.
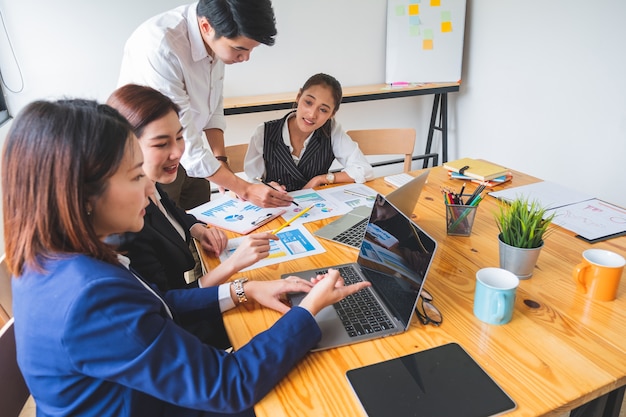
[117,254,236,313]
[118,2,224,178]
[244,112,375,184]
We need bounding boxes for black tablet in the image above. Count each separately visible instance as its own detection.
[346,343,516,417]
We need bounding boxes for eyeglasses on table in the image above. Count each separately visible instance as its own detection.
[416,288,443,326]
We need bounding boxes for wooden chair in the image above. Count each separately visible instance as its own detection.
[0,318,31,417]
[346,128,437,172]
[224,144,249,174]
[0,255,12,325]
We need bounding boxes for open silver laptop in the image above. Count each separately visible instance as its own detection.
[282,194,437,351]
[314,169,430,248]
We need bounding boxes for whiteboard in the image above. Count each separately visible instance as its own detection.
[385,0,466,83]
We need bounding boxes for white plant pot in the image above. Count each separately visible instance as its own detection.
[498,234,544,279]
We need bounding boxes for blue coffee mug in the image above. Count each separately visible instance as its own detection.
[473,268,519,325]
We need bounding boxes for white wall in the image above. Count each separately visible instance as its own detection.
[0,0,625,257]
[456,0,626,210]
[229,0,626,211]
[0,0,436,153]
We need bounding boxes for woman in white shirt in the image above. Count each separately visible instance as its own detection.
[244,73,374,191]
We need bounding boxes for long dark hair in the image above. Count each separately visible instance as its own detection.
[2,99,133,275]
[299,73,343,113]
[107,84,180,137]
[294,73,344,138]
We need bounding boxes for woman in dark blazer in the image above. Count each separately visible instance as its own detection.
[5,98,370,416]
[108,84,280,347]
[108,84,277,293]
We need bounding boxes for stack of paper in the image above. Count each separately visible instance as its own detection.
[384,173,415,188]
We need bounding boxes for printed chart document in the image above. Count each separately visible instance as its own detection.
[188,195,285,235]
[489,181,593,209]
[281,184,378,226]
[551,199,626,242]
[490,182,626,242]
[219,225,325,272]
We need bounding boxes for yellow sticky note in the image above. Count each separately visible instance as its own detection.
[431,0,441,6]
[423,39,433,50]
[408,4,419,15]
[442,21,452,32]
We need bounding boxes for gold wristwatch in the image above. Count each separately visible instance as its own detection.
[232,278,248,304]
[326,172,335,184]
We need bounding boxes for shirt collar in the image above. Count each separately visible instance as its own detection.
[186,2,213,63]
[282,112,315,150]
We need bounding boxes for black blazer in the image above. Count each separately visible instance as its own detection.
[118,184,201,291]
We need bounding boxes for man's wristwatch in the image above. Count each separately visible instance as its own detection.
[232,278,249,304]
[215,155,229,163]
[326,172,335,184]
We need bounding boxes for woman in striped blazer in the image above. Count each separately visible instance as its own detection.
[244,73,374,192]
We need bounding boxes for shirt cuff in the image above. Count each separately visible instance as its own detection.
[293,305,315,319]
[218,283,236,312]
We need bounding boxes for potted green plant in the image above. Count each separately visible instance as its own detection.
[494,197,555,279]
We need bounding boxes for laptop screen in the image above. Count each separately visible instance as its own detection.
[357,194,437,326]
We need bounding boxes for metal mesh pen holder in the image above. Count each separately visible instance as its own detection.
[445,203,478,236]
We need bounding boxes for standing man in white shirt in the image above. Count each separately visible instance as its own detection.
[118,0,293,210]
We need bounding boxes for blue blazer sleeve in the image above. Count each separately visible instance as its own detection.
[66,276,320,413]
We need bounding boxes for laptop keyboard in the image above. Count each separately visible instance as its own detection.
[316,266,395,338]
[331,217,368,248]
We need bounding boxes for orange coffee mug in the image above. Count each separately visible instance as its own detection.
[573,249,625,301]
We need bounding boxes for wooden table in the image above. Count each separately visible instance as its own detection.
[224,82,461,165]
[200,166,626,417]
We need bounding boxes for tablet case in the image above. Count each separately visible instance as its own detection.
[346,342,516,417]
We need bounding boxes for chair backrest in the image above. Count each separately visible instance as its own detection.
[0,318,31,417]
[224,144,249,174]
[346,128,416,173]
[0,254,12,324]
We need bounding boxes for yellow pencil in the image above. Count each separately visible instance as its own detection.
[272,205,315,234]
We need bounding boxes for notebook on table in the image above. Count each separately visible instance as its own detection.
[346,343,517,417]
[314,169,430,249]
[282,193,437,351]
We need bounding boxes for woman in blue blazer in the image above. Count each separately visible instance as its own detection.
[4,99,370,416]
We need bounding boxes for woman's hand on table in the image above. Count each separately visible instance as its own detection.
[192,224,228,257]
[226,232,278,270]
[244,277,314,313]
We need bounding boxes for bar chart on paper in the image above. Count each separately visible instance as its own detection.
[187,195,285,234]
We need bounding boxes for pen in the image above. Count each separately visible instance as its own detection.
[251,213,272,226]
[466,184,486,206]
[344,189,374,199]
[272,205,314,234]
[458,183,466,204]
[255,177,299,207]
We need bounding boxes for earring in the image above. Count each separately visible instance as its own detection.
[87,210,91,216]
